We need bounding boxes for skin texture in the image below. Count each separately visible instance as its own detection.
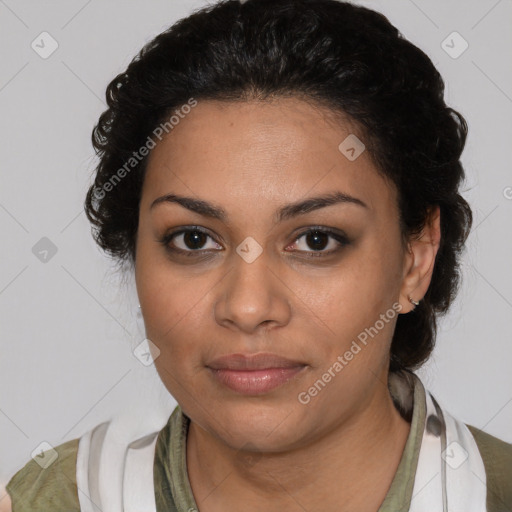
[135,97,441,511]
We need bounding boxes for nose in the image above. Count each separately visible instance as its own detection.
[214,245,292,335]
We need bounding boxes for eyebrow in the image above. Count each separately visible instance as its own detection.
[150,191,368,223]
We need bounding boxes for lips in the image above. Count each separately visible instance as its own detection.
[206,353,307,394]
[207,352,305,370]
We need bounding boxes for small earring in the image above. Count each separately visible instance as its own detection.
[408,295,420,307]
[135,304,146,337]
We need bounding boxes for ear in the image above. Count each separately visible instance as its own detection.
[398,205,441,313]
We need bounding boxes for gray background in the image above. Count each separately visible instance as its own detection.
[1,0,511,493]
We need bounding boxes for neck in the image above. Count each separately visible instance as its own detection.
[186,380,411,512]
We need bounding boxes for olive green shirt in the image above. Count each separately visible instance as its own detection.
[7,376,512,511]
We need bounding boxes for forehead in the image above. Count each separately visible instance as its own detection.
[141,97,395,215]
[146,97,360,168]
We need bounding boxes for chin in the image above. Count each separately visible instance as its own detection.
[196,399,307,452]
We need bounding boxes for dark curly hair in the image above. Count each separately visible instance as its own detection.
[84,0,473,373]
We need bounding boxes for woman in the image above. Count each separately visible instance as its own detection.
[6,0,512,510]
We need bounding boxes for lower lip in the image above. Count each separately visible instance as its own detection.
[208,367,306,395]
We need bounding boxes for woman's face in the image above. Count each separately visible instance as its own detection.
[135,97,411,451]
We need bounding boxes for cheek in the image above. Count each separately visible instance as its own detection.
[296,238,403,360]
[346,227,404,302]
[138,271,207,353]
[317,244,400,308]
[135,230,204,335]
[135,255,222,384]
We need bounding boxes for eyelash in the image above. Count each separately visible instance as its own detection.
[159,226,350,259]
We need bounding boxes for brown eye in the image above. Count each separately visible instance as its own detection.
[181,230,208,250]
[288,228,350,257]
[304,231,330,251]
[160,227,223,255]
